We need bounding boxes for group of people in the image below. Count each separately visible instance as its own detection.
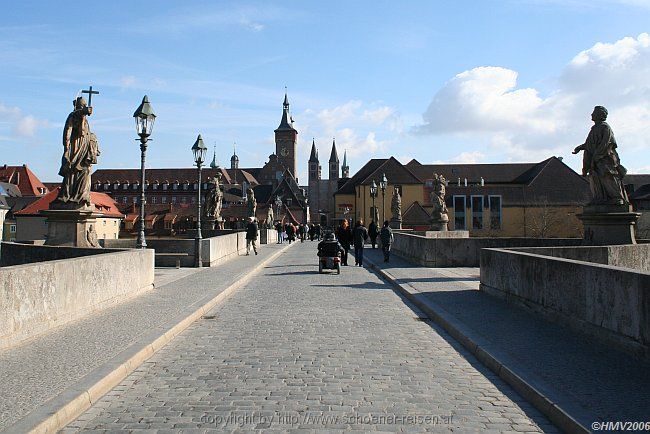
[331,218,395,266]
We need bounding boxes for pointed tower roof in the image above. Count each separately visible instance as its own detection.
[210,144,219,169]
[309,138,318,162]
[342,150,348,168]
[329,138,339,163]
[275,90,297,132]
[231,143,239,162]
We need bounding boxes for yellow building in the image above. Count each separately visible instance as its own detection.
[335,156,590,238]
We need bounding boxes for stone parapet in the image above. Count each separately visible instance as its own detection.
[0,245,154,350]
[480,247,650,359]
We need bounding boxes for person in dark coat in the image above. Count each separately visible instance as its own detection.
[379,220,394,262]
[368,220,378,249]
[275,221,283,244]
[246,217,259,255]
[336,219,353,266]
[353,219,369,266]
[286,222,296,244]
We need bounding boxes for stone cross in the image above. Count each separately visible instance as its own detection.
[81,86,99,107]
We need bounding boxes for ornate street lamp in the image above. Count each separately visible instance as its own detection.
[133,95,156,249]
[192,134,208,267]
[379,173,388,224]
[370,179,378,224]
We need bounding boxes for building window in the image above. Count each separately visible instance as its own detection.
[133,197,138,203]
[191,197,196,204]
[172,196,177,204]
[123,184,128,190]
[10,224,16,233]
[113,183,119,189]
[286,198,292,207]
[153,183,158,190]
[151,196,157,204]
[133,183,139,190]
[122,197,127,204]
[453,196,466,230]
[471,195,483,230]
[183,183,188,190]
[489,195,502,230]
[181,197,187,204]
[162,196,167,204]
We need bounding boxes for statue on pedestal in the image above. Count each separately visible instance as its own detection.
[390,187,402,229]
[265,206,274,229]
[573,106,640,245]
[573,106,628,205]
[429,174,449,231]
[44,88,102,247]
[247,187,257,218]
[54,96,100,209]
[204,173,223,219]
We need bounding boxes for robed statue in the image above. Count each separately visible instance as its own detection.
[246,187,257,218]
[391,186,402,221]
[55,96,100,208]
[204,173,223,219]
[430,174,448,216]
[573,106,628,205]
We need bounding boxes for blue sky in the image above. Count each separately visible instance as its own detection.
[1,0,649,184]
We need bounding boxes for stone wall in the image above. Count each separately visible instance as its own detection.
[1,241,115,266]
[103,231,274,267]
[0,247,154,350]
[512,245,650,272]
[391,232,582,267]
[480,247,650,359]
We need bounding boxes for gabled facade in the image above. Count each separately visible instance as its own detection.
[335,156,591,237]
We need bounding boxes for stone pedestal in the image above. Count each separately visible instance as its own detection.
[429,213,449,231]
[41,208,101,248]
[577,203,641,245]
[389,217,402,229]
[203,217,216,231]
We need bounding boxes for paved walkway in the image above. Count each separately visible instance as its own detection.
[360,246,650,429]
[65,242,558,433]
[0,242,287,432]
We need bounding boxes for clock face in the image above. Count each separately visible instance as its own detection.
[280,147,289,157]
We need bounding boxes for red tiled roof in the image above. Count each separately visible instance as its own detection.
[0,164,48,196]
[92,167,235,185]
[15,188,124,218]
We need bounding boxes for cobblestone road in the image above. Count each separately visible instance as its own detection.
[65,243,558,433]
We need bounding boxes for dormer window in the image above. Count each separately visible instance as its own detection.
[162,182,168,191]
[183,182,189,190]
[113,182,120,189]
[152,181,159,190]
[123,183,128,190]
[173,182,178,190]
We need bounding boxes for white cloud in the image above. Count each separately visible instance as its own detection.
[299,100,399,161]
[120,75,136,88]
[0,102,49,138]
[414,33,650,164]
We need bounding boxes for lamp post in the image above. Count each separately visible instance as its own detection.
[370,179,378,224]
[379,173,388,224]
[133,96,156,249]
[192,134,208,267]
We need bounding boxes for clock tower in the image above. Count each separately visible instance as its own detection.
[274,91,298,179]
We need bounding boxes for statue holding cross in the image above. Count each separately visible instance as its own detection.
[54,87,101,209]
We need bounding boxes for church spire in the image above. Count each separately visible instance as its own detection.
[276,88,296,131]
[329,138,339,163]
[230,142,239,169]
[309,138,318,162]
[210,143,219,169]
[342,149,350,178]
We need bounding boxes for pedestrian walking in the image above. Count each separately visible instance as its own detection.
[379,220,394,262]
[275,221,283,244]
[368,220,378,249]
[246,217,259,255]
[353,219,369,266]
[286,222,296,244]
[308,224,315,241]
[299,223,306,242]
[336,219,353,266]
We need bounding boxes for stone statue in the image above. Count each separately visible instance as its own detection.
[265,206,274,229]
[204,173,223,219]
[573,106,628,205]
[429,173,449,231]
[54,96,100,209]
[391,187,402,221]
[246,187,257,218]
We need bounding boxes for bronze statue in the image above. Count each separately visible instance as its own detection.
[55,96,100,208]
[246,187,257,218]
[391,186,402,221]
[573,106,628,205]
